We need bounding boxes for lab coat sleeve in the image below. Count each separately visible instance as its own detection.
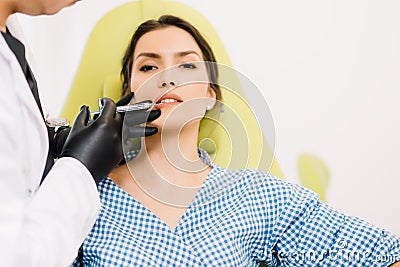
[0,45,100,267]
[20,158,101,267]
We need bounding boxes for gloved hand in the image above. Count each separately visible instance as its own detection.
[60,96,161,184]
[52,93,161,159]
[60,98,124,184]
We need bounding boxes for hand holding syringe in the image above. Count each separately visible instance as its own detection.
[90,95,160,138]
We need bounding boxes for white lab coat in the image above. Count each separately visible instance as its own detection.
[0,34,100,266]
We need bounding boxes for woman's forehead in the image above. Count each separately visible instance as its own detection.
[133,26,202,59]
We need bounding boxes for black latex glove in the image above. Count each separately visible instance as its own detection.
[115,92,134,106]
[60,98,124,184]
[117,92,161,165]
[60,96,161,183]
[117,92,161,138]
[52,93,160,160]
[50,92,161,156]
[50,92,161,159]
[91,93,160,137]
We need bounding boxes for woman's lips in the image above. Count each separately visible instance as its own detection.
[154,93,183,108]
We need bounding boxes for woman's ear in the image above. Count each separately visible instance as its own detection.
[206,86,217,110]
[207,86,217,99]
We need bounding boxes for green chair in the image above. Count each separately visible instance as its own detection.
[297,153,330,201]
[61,0,284,177]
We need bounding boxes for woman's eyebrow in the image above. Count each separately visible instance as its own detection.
[135,52,161,60]
[135,51,201,61]
[176,50,201,58]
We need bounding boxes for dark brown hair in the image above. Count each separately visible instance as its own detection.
[121,15,221,102]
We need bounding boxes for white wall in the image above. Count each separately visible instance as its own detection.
[14,0,400,235]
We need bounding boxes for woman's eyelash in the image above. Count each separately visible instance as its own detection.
[139,63,196,72]
[179,63,196,69]
[139,65,157,72]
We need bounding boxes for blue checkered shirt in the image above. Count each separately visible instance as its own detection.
[73,149,400,266]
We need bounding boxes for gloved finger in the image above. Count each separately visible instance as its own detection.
[116,92,134,106]
[125,126,158,138]
[143,126,158,136]
[147,110,161,122]
[123,109,151,125]
[99,98,117,119]
[123,109,161,126]
[74,105,90,127]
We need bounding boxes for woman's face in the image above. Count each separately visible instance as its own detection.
[130,26,216,130]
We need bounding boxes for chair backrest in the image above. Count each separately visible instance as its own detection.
[61,0,284,177]
[298,153,330,201]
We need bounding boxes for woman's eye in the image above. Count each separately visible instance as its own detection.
[179,63,197,69]
[139,65,157,72]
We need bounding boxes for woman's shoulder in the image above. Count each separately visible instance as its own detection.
[210,164,283,187]
[211,164,319,206]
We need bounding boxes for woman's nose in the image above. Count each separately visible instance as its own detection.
[157,67,177,88]
[160,81,176,87]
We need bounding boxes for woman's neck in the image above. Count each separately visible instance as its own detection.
[132,121,210,187]
[111,122,212,207]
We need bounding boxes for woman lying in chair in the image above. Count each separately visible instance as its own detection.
[73,15,400,266]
